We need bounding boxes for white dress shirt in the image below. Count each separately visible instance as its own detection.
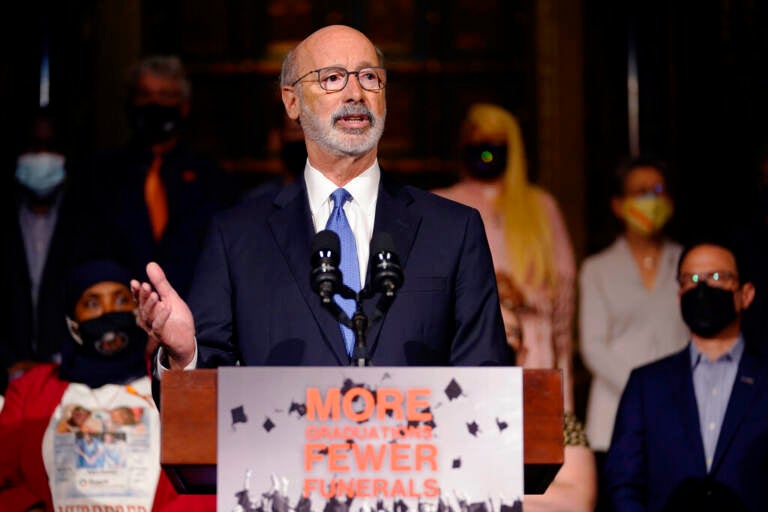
[304,161,380,286]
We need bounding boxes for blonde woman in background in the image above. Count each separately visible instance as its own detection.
[434,103,577,411]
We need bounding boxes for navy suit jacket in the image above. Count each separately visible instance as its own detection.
[1,182,102,372]
[187,176,513,367]
[604,343,768,512]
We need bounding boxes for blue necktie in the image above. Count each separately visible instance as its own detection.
[325,188,360,356]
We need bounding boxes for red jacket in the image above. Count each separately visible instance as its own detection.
[0,364,214,511]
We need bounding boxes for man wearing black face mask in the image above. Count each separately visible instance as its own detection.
[604,241,768,512]
[84,55,239,299]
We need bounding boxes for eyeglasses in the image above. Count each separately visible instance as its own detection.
[291,66,387,92]
[678,270,739,289]
[625,183,667,197]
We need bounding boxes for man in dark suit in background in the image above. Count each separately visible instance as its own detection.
[131,25,512,369]
[604,240,768,512]
[86,55,239,299]
[1,109,97,382]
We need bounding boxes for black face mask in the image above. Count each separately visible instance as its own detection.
[76,311,142,357]
[463,144,508,181]
[680,282,738,338]
[130,103,183,145]
[61,311,148,387]
[280,140,308,180]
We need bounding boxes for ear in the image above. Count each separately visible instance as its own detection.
[66,316,84,346]
[282,86,301,121]
[739,282,756,310]
[610,196,624,219]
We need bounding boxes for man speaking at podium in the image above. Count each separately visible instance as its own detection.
[131,25,513,370]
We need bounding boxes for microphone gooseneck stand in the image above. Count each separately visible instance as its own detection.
[310,231,404,367]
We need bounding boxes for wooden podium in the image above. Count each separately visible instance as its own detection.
[160,368,564,495]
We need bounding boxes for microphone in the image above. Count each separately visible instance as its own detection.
[310,230,343,303]
[368,232,404,297]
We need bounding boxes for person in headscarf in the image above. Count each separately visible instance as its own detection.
[0,258,213,511]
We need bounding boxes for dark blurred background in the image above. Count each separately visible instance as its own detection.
[2,0,767,413]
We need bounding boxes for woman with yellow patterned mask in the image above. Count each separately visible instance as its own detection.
[579,157,689,487]
[610,159,674,287]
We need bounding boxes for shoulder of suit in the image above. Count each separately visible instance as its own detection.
[408,185,483,218]
[210,181,296,224]
[634,345,690,376]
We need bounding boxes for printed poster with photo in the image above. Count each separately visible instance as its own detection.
[43,382,160,512]
[218,367,524,512]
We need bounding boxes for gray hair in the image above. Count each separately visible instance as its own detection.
[127,55,191,100]
[280,47,299,88]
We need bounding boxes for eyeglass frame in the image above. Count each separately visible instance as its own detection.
[677,270,740,289]
[290,66,387,92]
[624,182,668,197]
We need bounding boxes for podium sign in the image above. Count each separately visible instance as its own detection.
[217,367,524,512]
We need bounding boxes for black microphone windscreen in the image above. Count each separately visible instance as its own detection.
[310,230,342,299]
[370,232,396,255]
[368,231,404,297]
[312,229,341,255]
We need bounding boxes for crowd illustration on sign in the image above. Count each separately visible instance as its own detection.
[232,472,523,512]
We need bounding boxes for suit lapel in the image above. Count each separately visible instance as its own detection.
[267,182,348,364]
[364,178,421,359]
[670,348,708,474]
[710,348,763,473]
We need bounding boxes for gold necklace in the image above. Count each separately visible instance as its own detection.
[642,255,656,270]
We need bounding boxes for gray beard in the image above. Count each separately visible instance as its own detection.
[299,98,386,157]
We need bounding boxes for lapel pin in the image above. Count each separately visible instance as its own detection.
[740,376,754,385]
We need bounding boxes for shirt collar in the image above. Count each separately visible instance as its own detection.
[690,334,745,369]
[304,160,381,217]
[19,188,64,214]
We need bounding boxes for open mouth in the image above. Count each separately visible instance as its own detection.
[335,113,371,128]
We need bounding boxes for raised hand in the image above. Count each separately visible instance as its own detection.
[130,262,196,369]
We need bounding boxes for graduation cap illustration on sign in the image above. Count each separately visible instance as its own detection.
[231,405,248,429]
[466,421,480,437]
[444,378,464,401]
[407,407,435,429]
[289,401,307,417]
[496,418,509,431]
[263,417,276,432]
[340,377,365,395]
